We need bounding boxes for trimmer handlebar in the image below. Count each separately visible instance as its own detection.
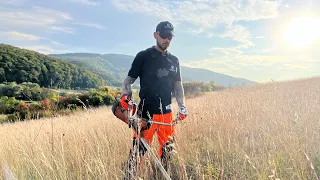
[125,96,180,133]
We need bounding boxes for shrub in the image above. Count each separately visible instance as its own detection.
[182,81,220,98]
[0,83,122,123]
[15,102,29,120]
[0,96,19,114]
[40,98,51,110]
[103,94,114,105]
[87,86,118,106]
[6,114,16,122]
[89,93,104,106]
[183,82,205,98]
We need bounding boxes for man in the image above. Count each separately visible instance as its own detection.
[120,21,188,172]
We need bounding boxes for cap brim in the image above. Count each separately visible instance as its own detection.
[160,30,174,36]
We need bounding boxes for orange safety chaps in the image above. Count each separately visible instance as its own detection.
[133,112,175,159]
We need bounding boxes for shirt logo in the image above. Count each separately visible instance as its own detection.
[169,66,177,72]
[157,68,169,78]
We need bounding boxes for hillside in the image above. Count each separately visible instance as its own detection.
[50,53,131,87]
[0,44,104,89]
[50,53,256,87]
[181,66,254,87]
[0,77,319,179]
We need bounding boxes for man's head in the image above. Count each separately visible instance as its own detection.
[154,21,174,51]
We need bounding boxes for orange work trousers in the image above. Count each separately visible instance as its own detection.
[134,112,174,159]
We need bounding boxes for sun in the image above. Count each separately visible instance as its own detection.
[284,17,320,48]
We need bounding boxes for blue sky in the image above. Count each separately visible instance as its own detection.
[0,0,320,83]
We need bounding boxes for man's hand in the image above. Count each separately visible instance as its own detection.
[178,105,188,121]
[120,91,132,111]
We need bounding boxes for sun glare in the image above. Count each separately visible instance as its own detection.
[284,17,320,48]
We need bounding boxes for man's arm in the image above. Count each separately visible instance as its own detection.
[173,58,188,120]
[173,59,186,108]
[173,80,185,107]
[122,76,136,95]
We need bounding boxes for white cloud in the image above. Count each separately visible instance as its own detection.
[0,6,72,28]
[281,63,309,70]
[256,36,264,39]
[0,0,27,5]
[69,0,100,6]
[183,58,240,73]
[112,0,279,50]
[50,41,63,46]
[210,47,243,56]
[0,6,106,35]
[191,28,204,34]
[112,0,281,28]
[0,31,65,47]
[188,45,301,71]
[1,31,41,41]
[236,55,289,67]
[18,45,64,54]
[183,54,300,74]
[73,22,107,30]
[0,6,81,37]
[261,48,274,53]
[33,6,72,20]
[48,26,75,34]
[183,53,318,82]
[220,25,254,48]
[112,0,173,20]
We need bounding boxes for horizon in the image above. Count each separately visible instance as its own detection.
[0,0,320,83]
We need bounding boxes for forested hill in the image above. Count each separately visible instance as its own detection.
[50,53,127,87]
[0,44,104,89]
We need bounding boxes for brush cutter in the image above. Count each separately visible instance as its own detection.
[113,92,179,180]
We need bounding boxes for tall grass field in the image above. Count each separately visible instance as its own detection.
[0,77,319,179]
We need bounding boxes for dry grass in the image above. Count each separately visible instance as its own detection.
[0,77,320,179]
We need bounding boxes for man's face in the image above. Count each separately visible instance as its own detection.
[154,32,173,51]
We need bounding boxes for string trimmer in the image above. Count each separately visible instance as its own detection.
[112,92,178,180]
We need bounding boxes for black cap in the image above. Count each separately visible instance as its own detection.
[156,21,174,36]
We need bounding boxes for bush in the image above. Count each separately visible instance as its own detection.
[0,82,56,101]
[103,94,114,105]
[0,83,122,123]
[40,98,51,110]
[182,81,219,98]
[15,102,29,120]
[6,114,16,122]
[89,93,104,106]
[88,86,118,106]
[0,96,19,114]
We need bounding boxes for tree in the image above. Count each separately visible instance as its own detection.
[0,68,5,82]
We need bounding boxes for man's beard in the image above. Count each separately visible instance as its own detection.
[157,41,169,51]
